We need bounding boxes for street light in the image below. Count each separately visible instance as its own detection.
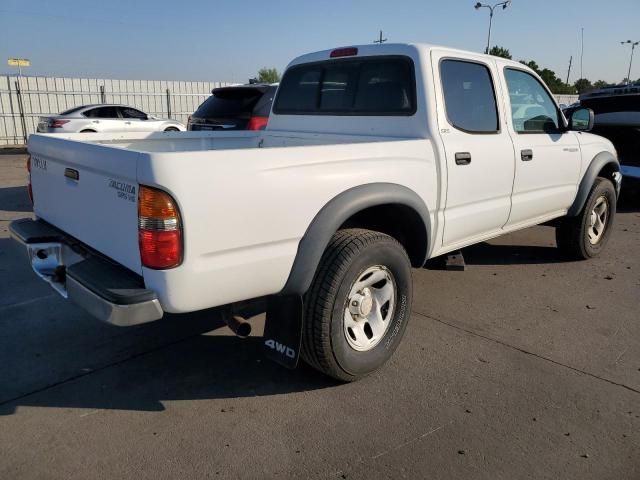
[475,1,511,55]
[620,40,639,84]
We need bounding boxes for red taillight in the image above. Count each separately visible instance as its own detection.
[138,186,182,269]
[139,230,182,269]
[26,156,33,205]
[330,47,358,58]
[246,116,268,131]
[49,119,70,128]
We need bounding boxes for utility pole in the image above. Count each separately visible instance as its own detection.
[621,40,639,84]
[474,2,511,54]
[374,30,387,45]
[566,55,573,85]
[580,27,584,79]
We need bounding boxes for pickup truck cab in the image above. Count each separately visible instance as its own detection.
[11,43,621,381]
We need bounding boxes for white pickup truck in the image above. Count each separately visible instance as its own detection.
[11,43,621,381]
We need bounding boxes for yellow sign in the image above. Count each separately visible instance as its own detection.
[8,58,30,67]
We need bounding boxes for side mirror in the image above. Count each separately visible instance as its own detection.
[569,107,594,132]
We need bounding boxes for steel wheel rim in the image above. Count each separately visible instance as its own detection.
[343,265,396,352]
[588,195,609,245]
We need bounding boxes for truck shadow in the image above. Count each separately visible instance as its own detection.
[0,185,32,213]
[0,312,337,416]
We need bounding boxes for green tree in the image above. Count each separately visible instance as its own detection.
[574,78,593,94]
[592,80,608,89]
[489,46,512,59]
[519,60,541,74]
[519,60,576,94]
[256,67,280,84]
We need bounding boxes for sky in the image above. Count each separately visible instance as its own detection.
[1,0,639,84]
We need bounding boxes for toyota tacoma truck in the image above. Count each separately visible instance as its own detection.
[10,43,621,381]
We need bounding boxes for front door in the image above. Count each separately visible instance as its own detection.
[432,51,516,248]
[118,107,150,132]
[501,68,581,227]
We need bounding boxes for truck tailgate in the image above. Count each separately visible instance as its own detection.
[28,134,142,274]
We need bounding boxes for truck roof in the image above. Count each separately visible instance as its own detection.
[287,42,527,70]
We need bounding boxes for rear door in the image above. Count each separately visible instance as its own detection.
[500,68,581,226]
[432,51,516,247]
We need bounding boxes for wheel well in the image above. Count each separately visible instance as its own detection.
[598,162,618,181]
[339,204,428,267]
[79,129,96,133]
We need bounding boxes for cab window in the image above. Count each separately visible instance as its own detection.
[504,68,560,133]
[440,59,499,133]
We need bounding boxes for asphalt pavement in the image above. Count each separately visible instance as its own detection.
[1,152,638,479]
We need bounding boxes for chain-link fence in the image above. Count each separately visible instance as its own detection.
[0,75,235,145]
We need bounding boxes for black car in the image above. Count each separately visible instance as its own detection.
[188,84,277,131]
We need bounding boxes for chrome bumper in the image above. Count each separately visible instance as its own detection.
[9,218,163,326]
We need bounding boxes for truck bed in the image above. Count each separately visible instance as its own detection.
[27,130,435,312]
[44,130,406,153]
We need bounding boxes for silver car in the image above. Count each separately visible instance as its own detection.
[37,104,185,134]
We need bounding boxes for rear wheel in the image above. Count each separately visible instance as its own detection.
[79,129,96,133]
[164,127,179,132]
[556,177,616,259]
[302,229,412,382]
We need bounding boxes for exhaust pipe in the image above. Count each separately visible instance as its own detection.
[225,314,252,338]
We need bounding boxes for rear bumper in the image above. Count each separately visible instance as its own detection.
[9,218,163,326]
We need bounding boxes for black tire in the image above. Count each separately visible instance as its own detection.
[164,127,179,132]
[556,177,616,259]
[302,229,412,382]
[79,129,96,133]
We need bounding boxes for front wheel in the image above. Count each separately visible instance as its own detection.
[164,126,180,132]
[302,229,412,382]
[556,177,616,259]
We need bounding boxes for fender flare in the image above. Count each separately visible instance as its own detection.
[280,183,431,296]
[567,151,620,216]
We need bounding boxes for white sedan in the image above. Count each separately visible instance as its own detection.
[37,104,185,133]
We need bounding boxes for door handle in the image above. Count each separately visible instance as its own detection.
[455,152,471,165]
[92,120,99,123]
[125,121,131,124]
[521,149,533,161]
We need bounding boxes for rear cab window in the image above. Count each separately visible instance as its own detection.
[60,106,85,115]
[274,56,416,116]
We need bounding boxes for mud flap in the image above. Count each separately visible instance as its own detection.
[263,295,303,369]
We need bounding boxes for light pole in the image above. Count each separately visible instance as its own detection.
[474,1,511,54]
[621,40,639,84]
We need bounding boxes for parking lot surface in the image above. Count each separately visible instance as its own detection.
[1,153,639,479]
